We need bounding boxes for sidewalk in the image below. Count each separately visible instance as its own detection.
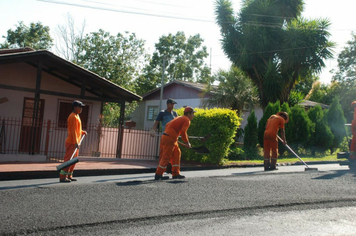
[0,157,346,181]
[0,157,226,181]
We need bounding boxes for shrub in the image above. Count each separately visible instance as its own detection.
[243,110,258,156]
[288,105,312,150]
[227,146,245,160]
[307,105,334,155]
[177,108,240,164]
[326,97,346,153]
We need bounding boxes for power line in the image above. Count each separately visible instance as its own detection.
[37,0,214,23]
[37,0,356,33]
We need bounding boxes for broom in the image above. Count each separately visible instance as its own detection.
[56,134,86,171]
[277,135,318,171]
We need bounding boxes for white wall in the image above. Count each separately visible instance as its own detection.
[239,107,264,129]
[0,63,101,123]
[142,98,203,129]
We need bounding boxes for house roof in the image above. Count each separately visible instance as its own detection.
[0,48,141,103]
[299,100,330,109]
[142,80,216,99]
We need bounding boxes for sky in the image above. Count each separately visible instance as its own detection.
[1,0,356,84]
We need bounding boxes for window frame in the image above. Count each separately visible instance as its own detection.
[147,106,159,121]
[57,99,90,130]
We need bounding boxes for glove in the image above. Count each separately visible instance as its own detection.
[149,129,156,137]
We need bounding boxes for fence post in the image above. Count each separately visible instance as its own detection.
[116,125,124,158]
[44,120,51,156]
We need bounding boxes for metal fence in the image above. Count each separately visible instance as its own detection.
[0,117,160,162]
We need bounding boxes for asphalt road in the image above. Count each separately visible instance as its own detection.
[1,164,356,235]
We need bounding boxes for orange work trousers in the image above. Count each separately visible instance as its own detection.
[156,135,181,176]
[59,142,78,180]
[263,132,278,162]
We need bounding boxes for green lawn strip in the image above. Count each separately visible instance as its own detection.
[226,155,347,166]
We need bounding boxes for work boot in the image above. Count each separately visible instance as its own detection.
[59,178,71,183]
[172,174,185,179]
[68,177,77,181]
[269,165,279,171]
[264,160,270,171]
[154,174,169,180]
[270,159,278,171]
[166,163,172,174]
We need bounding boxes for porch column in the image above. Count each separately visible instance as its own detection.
[116,100,125,158]
[30,60,42,155]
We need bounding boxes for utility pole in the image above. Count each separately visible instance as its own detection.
[159,56,166,112]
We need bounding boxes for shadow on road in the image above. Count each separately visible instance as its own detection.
[0,181,58,190]
[96,175,152,183]
[115,179,187,186]
[312,170,356,180]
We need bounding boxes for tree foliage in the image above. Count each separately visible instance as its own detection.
[307,105,333,155]
[333,33,356,83]
[202,66,259,115]
[76,29,148,125]
[287,105,312,150]
[331,33,356,122]
[326,97,346,153]
[215,0,334,109]
[0,21,53,50]
[243,110,258,155]
[135,31,211,95]
[76,29,148,91]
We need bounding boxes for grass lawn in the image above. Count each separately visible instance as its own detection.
[226,153,348,166]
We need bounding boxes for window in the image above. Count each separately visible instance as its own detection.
[147,106,159,121]
[57,100,90,129]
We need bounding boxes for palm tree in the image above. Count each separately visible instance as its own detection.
[203,66,259,115]
[215,0,334,110]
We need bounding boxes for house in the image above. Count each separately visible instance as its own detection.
[129,80,263,131]
[0,47,141,161]
[129,80,215,129]
[298,100,330,110]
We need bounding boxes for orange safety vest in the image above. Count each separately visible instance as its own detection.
[65,112,82,144]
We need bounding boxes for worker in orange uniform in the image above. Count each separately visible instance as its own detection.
[154,106,196,180]
[59,100,87,183]
[350,101,356,164]
[263,111,289,171]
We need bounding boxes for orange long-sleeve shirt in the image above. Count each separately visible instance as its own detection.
[164,116,190,143]
[264,115,285,138]
[65,112,83,144]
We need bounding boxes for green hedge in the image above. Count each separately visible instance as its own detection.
[176,108,240,164]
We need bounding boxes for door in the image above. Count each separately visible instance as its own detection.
[19,98,45,153]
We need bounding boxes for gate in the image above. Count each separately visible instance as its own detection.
[0,118,160,161]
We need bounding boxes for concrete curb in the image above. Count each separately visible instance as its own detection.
[0,161,346,181]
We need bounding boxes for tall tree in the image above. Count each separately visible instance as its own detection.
[326,97,346,153]
[287,105,312,150]
[202,66,259,115]
[243,110,259,156]
[332,33,356,84]
[76,29,148,125]
[76,29,148,91]
[55,13,86,63]
[331,33,356,122]
[307,105,333,155]
[135,31,211,95]
[215,0,334,109]
[0,21,53,50]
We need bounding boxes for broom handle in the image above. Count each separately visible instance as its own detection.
[69,134,86,161]
[277,135,309,168]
